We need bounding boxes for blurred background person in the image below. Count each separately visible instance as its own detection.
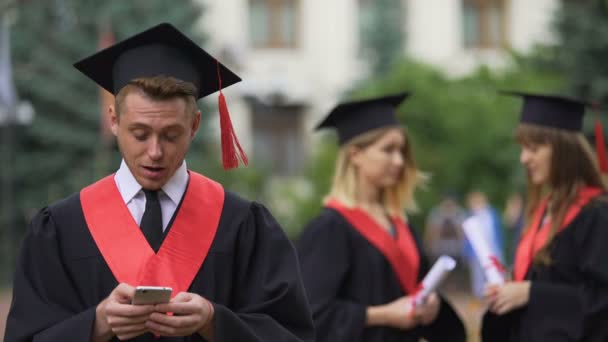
[462,190,504,299]
[502,191,525,265]
[424,193,467,263]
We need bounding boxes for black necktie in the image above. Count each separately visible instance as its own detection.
[141,189,163,252]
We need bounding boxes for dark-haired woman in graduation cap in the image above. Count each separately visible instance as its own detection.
[296,93,466,342]
[481,92,608,342]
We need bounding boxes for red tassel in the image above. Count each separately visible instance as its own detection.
[594,118,608,173]
[218,91,248,170]
[217,61,248,170]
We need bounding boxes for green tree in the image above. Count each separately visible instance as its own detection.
[549,0,608,103]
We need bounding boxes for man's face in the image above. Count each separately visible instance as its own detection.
[110,91,200,190]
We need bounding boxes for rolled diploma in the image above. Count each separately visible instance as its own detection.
[414,255,456,305]
[462,216,505,284]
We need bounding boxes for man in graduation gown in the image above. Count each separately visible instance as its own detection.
[4,23,314,342]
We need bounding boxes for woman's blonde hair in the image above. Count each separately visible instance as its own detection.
[516,123,607,264]
[324,126,426,218]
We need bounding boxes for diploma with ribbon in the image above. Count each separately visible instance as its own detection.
[413,255,457,305]
[461,216,506,284]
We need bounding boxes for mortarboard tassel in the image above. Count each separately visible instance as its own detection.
[593,103,608,173]
[217,61,248,170]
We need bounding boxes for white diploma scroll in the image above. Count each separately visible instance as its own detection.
[461,216,505,284]
[414,255,456,305]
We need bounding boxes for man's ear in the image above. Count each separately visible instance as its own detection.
[109,105,119,136]
[190,110,201,140]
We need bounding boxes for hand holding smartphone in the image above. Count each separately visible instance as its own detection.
[131,286,172,305]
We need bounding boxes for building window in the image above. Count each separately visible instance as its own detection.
[462,0,508,48]
[250,0,299,48]
[251,103,304,175]
[358,0,404,73]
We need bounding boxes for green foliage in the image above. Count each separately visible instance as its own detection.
[263,140,338,239]
[549,0,608,102]
[187,146,267,201]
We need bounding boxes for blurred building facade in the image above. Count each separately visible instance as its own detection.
[196,0,559,176]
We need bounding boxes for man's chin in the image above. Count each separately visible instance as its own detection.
[136,177,166,191]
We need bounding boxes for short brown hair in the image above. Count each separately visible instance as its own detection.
[114,76,198,119]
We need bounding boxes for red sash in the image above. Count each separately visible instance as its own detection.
[513,187,602,281]
[326,199,420,294]
[80,172,224,296]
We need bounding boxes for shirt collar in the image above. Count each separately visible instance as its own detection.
[114,160,189,205]
[162,161,189,205]
[114,160,142,204]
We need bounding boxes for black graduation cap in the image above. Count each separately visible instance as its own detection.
[316,93,409,145]
[74,22,241,99]
[502,91,588,131]
[503,91,608,173]
[73,23,247,169]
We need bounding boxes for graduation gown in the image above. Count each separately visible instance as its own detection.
[297,206,466,342]
[4,175,314,342]
[482,195,608,342]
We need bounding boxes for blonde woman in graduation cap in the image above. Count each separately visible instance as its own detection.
[297,93,466,342]
[481,92,608,342]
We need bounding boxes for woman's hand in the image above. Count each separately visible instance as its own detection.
[412,292,441,326]
[485,281,531,315]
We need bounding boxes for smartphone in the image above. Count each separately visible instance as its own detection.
[131,286,172,305]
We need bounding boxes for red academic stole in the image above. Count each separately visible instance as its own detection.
[513,187,603,281]
[326,199,420,294]
[80,172,224,296]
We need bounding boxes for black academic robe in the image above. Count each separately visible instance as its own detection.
[4,191,315,342]
[296,207,466,342]
[482,197,608,342]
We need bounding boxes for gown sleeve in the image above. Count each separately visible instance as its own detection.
[523,202,608,341]
[296,210,367,342]
[410,225,467,342]
[482,200,608,342]
[4,207,98,342]
[210,202,315,342]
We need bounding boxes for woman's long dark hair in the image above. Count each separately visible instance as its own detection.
[516,123,606,264]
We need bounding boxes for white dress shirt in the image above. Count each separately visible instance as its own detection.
[114,160,189,231]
